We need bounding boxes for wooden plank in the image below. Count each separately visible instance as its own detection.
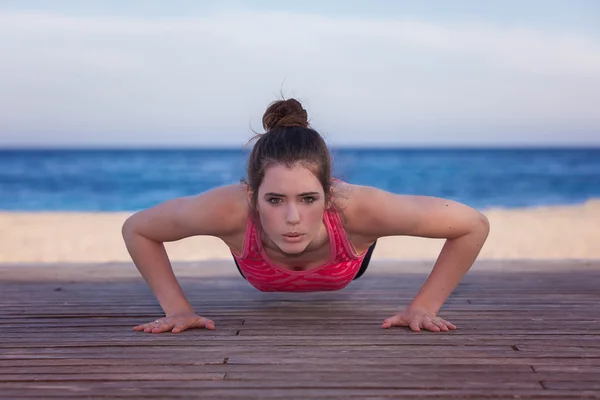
[226,356,600,366]
[0,346,525,358]
[3,345,600,360]
[3,368,598,386]
[1,262,600,399]
[0,380,544,391]
[3,338,599,350]
[0,365,540,374]
[3,332,600,341]
[223,371,600,383]
[0,361,534,372]
[533,365,600,373]
[542,380,600,390]
[1,386,598,399]
[0,373,225,381]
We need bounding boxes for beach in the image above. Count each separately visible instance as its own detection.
[2,199,599,263]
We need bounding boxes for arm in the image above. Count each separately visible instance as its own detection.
[121,183,247,332]
[345,185,490,330]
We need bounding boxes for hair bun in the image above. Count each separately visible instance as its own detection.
[262,98,309,131]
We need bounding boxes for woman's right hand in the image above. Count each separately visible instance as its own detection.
[133,311,215,334]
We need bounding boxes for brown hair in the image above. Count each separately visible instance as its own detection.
[244,98,333,212]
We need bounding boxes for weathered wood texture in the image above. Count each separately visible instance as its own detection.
[1,260,599,399]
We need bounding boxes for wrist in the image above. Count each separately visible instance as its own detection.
[408,300,440,315]
[163,302,195,316]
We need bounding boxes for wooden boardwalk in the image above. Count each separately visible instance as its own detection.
[1,260,600,399]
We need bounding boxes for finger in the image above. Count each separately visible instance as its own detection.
[172,317,215,333]
[187,316,215,330]
[134,320,163,333]
[202,318,215,330]
[143,320,158,333]
[381,318,393,329]
[432,319,448,332]
[141,319,171,334]
[431,317,448,332]
[151,320,174,334]
[423,320,441,332]
[171,321,187,334]
[134,320,158,331]
[409,321,421,332]
[440,318,457,330]
[381,315,408,329]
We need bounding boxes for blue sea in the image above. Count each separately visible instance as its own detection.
[1,148,599,211]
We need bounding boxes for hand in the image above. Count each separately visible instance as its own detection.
[381,307,456,332]
[133,311,215,334]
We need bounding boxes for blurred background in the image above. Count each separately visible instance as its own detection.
[1,0,599,212]
[0,1,599,263]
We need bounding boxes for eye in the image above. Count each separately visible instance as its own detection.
[303,196,317,204]
[268,197,282,205]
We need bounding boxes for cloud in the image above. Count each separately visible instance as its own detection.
[0,10,599,146]
[3,10,599,75]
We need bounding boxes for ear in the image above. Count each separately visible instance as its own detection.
[246,186,257,211]
[325,188,334,209]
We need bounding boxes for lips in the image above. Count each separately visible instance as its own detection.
[282,233,304,242]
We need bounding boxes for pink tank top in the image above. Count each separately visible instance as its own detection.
[232,208,368,292]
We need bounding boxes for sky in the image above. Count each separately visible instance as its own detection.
[0,0,599,148]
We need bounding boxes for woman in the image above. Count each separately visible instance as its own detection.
[122,98,490,335]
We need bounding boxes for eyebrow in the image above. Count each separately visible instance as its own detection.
[264,192,320,197]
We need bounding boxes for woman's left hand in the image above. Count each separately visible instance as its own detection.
[382,307,457,332]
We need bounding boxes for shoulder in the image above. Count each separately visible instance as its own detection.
[185,183,250,237]
[332,181,489,240]
[330,180,378,240]
[123,183,250,242]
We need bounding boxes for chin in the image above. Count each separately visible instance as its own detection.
[277,241,309,255]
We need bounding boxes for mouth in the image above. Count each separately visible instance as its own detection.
[282,233,304,242]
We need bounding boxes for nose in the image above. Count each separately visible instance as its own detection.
[286,204,300,225]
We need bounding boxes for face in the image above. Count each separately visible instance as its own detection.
[252,163,328,256]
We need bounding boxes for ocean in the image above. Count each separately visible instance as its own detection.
[1,148,599,211]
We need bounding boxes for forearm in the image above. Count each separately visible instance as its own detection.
[122,229,194,316]
[409,225,489,314]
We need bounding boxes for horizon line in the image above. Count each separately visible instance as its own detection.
[1,144,600,151]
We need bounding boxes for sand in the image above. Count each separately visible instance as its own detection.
[1,199,599,263]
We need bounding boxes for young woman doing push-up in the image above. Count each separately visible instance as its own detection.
[122,98,490,335]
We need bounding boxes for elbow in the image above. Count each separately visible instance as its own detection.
[121,214,140,241]
[475,212,490,238]
[122,213,164,245]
